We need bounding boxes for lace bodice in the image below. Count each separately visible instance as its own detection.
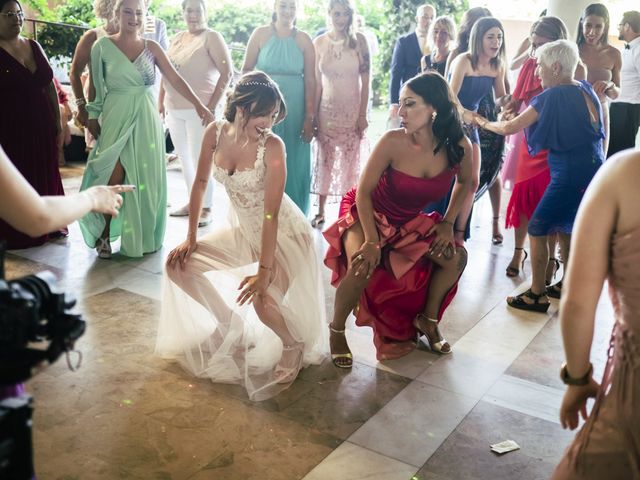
[211,121,306,241]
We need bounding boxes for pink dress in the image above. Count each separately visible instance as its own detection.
[552,226,640,479]
[312,37,368,197]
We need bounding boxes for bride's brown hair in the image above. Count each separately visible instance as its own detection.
[224,72,287,127]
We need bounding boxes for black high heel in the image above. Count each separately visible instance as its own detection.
[546,281,563,299]
[492,216,503,245]
[506,247,528,277]
[546,257,561,286]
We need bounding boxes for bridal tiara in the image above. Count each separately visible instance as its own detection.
[238,81,273,88]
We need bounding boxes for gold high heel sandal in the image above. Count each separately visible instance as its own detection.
[413,313,451,354]
[329,324,353,368]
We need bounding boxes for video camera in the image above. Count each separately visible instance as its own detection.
[0,242,86,479]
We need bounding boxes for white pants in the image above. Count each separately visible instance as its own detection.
[165,108,213,208]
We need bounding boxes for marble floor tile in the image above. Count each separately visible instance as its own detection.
[302,442,418,480]
[415,401,575,480]
[482,375,565,424]
[348,381,478,466]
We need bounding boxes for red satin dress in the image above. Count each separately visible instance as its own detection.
[505,57,550,228]
[324,165,461,360]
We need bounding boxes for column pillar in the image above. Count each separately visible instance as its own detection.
[547,0,591,40]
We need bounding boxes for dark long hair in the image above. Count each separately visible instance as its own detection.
[530,16,568,41]
[405,72,465,168]
[452,6,491,57]
[469,17,505,70]
[0,0,22,11]
[576,3,610,46]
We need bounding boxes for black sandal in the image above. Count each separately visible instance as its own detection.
[506,247,528,277]
[546,281,562,299]
[507,288,550,313]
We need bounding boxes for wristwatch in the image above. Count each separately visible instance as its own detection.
[560,362,593,386]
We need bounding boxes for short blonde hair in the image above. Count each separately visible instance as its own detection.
[536,39,579,77]
[428,15,456,51]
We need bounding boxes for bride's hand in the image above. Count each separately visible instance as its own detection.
[166,238,197,270]
[237,271,270,306]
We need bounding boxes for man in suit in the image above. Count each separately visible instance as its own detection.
[388,4,436,127]
[609,11,640,157]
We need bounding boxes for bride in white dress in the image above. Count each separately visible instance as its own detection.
[155,72,327,401]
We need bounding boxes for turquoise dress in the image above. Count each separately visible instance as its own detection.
[80,37,166,257]
[256,28,310,214]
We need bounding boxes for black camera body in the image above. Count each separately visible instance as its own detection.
[0,243,86,479]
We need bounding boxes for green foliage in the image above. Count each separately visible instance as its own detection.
[30,0,94,60]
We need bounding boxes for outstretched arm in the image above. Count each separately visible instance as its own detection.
[477,105,538,136]
[0,146,132,236]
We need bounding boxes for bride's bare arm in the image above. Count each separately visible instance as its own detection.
[259,135,287,271]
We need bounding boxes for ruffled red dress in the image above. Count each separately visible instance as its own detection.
[324,166,462,360]
[505,57,550,229]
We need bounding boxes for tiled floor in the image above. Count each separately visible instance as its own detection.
[6,159,615,479]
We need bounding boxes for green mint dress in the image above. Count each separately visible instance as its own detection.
[80,37,166,257]
[256,27,311,214]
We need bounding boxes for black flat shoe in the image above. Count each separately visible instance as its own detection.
[507,288,550,313]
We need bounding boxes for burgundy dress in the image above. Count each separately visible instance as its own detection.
[0,40,65,249]
[324,166,462,360]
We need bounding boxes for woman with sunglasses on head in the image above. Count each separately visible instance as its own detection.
[0,0,66,248]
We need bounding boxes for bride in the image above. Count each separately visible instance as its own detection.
[155,72,327,401]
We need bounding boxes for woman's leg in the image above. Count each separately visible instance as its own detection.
[546,234,560,285]
[330,221,371,366]
[414,246,468,353]
[454,143,480,243]
[312,195,327,226]
[507,215,528,275]
[489,177,503,244]
[99,159,126,240]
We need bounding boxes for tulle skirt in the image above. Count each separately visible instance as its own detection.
[155,201,328,401]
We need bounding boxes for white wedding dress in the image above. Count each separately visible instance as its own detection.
[155,121,327,401]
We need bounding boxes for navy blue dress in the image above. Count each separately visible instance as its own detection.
[526,81,604,236]
[458,75,494,144]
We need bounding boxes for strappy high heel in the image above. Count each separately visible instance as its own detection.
[492,216,503,245]
[311,214,325,228]
[546,257,561,286]
[274,341,305,384]
[95,237,111,259]
[507,288,550,313]
[546,281,562,299]
[506,247,528,277]
[329,324,353,368]
[413,313,451,354]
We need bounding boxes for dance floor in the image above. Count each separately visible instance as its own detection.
[6,158,615,480]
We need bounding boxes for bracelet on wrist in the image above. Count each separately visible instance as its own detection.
[75,98,86,106]
[365,240,381,249]
[455,228,465,233]
[560,362,593,386]
[259,264,272,271]
[441,219,454,226]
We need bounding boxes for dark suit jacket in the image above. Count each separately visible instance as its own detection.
[389,32,422,104]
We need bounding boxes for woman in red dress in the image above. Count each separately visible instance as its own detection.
[324,72,472,366]
[0,0,65,248]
